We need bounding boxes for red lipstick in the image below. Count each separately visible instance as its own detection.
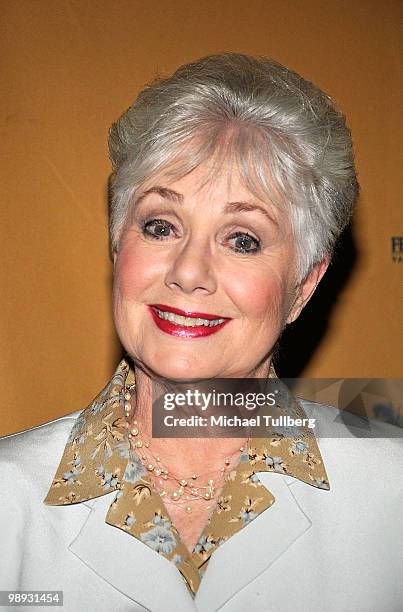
[151,304,224,320]
[148,304,231,338]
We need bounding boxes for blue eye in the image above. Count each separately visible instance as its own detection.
[142,219,176,239]
[229,232,261,254]
[141,220,261,254]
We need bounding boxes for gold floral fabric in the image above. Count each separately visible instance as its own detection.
[44,359,330,596]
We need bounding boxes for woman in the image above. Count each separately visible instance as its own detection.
[1,54,402,611]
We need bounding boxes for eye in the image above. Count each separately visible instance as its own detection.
[228,232,261,254]
[142,218,177,240]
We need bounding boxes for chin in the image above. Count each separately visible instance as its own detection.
[140,347,223,382]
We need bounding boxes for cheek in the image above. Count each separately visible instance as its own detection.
[113,243,164,301]
[224,265,289,321]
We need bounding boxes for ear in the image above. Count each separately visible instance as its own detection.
[112,250,117,266]
[286,256,330,325]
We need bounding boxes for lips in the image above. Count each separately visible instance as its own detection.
[148,304,231,338]
[150,304,225,320]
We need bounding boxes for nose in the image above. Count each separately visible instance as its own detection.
[164,236,217,296]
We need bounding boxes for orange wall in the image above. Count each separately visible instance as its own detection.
[1,0,402,436]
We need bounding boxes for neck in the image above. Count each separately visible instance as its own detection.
[125,361,273,475]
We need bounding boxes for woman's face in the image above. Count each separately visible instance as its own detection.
[113,161,316,380]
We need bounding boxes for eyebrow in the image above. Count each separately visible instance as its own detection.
[135,186,184,205]
[136,185,278,226]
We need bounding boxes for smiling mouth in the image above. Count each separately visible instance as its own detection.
[152,306,225,328]
[148,304,231,338]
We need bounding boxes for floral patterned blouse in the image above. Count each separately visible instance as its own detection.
[44,359,330,596]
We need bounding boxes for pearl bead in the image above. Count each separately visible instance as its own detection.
[124,392,131,401]
[125,412,246,513]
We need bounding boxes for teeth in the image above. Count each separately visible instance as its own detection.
[154,308,224,327]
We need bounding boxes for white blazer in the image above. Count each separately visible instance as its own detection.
[0,402,402,612]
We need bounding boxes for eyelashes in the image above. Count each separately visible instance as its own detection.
[141,218,261,255]
[229,231,261,254]
[142,219,176,240]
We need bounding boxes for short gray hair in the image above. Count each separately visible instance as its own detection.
[108,53,358,281]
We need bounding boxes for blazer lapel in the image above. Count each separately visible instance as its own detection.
[194,472,312,611]
[67,492,197,612]
[44,360,330,608]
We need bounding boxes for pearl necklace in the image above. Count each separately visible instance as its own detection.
[124,384,247,513]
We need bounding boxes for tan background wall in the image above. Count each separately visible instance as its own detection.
[1,0,402,437]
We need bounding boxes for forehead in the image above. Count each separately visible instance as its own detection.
[138,157,281,217]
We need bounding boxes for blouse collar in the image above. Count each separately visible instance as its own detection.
[44,358,330,595]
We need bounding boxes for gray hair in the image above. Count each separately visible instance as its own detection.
[108,53,358,281]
